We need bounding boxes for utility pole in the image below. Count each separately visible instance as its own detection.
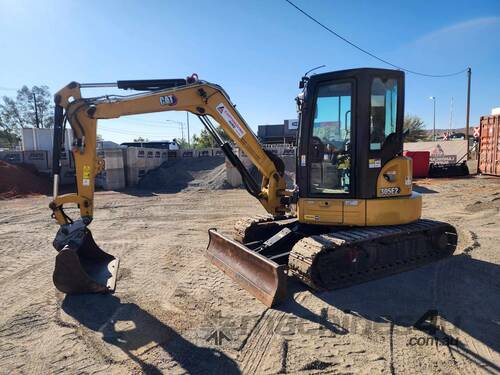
[449,97,454,134]
[465,67,472,159]
[165,119,186,144]
[429,96,436,141]
[186,112,190,147]
[33,93,40,128]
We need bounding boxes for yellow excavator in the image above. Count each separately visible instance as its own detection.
[49,69,457,306]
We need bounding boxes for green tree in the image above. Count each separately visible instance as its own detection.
[133,136,149,142]
[174,137,189,149]
[0,85,53,129]
[191,127,227,149]
[0,85,54,148]
[0,129,20,148]
[403,115,428,142]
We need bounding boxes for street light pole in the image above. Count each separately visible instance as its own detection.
[165,119,186,144]
[449,96,454,134]
[429,96,436,141]
[186,112,190,147]
[465,67,472,159]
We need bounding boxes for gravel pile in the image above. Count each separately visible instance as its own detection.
[138,157,231,193]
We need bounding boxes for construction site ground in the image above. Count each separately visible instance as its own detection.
[0,175,499,374]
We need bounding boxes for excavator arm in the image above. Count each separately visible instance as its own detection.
[50,75,290,226]
[49,75,292,303]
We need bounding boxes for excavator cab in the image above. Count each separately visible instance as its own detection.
[208,68,455,306]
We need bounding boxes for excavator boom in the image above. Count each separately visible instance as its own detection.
[50,75,292,301]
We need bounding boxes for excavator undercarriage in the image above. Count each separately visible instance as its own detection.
[207,215,457,306]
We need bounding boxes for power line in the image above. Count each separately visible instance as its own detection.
[284,0,469,78]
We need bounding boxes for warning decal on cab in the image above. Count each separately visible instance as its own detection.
[216,103,246,138]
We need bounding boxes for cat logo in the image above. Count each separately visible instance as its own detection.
[159,95,177,106]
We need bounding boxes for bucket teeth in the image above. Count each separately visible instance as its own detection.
[52,221,119,294]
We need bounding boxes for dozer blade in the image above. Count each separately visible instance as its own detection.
[53,223,119,294]
[206,229,287,307]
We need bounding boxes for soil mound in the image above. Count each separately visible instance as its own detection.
[138,157,231,193]
[0,161,51,199]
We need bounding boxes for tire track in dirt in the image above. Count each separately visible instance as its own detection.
[238,308,287,374]
[0,239,53,284]
[0,297,110,374]
[430,229,499,374]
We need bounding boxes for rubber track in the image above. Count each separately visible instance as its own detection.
[233,214,296,244]
[288,219,457,290]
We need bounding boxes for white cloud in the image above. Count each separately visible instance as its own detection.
[415,16,500,46]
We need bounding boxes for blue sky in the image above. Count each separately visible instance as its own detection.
[0,0,499,143]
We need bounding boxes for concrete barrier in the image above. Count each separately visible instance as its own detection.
[197,148,213,157]
[123,147,167,186]
[145,150,156,170]
[59,150,74,168]
[168,150,179,159]
[154,150,162,167]
[0,150,24,164]
[225,154,253,188]
[22,150,49,171]
[60,166,76,185]
[181,150,195,158]
[263,144,296,156]
[124,147,147,186]
[213,149,225,157]
[96,149,126,190]
[22,128,73,153]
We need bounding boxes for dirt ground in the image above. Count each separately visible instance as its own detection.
[0,176,499,374]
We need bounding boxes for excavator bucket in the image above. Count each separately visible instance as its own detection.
[206,229,287,307]
[53,223,119,294]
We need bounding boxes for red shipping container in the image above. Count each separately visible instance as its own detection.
[403,151,430,178]
[479,114,500,176]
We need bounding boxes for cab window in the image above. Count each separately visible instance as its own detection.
[309,81,352,194]
[370,78,397,150]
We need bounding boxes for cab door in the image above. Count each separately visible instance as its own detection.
[308,80,353,197]
[298,79,354,224]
